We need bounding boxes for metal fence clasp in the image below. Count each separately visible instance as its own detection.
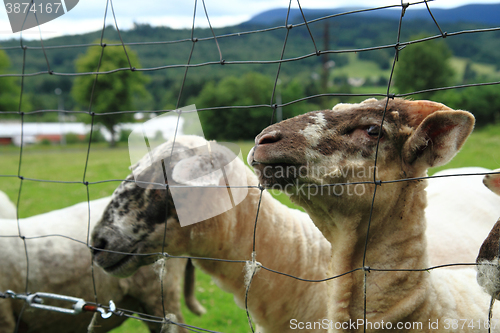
[4,290,115,318]
[27,292,86,315]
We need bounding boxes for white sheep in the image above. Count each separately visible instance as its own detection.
[426,167,500,267]
[248,97,499,332]
[0,197,204,333]
[476,169,500,299]
[91,135,498,333]
[0,190,16,219]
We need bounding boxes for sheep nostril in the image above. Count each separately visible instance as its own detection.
[257,131,282,145]
[91,238,108,255]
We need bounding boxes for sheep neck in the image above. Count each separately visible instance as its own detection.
[309,179,430,331]
[188,168,330,330]
[187,192,259,292]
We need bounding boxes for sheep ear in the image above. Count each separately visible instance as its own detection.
[484,169,500,196]
[171,144,237,186]
[402,110,474,169]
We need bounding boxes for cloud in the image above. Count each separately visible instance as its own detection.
[0,0,498,41]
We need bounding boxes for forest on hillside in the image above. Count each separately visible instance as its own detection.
[1,8,500,139]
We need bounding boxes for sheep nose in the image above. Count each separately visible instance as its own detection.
[256,130,282,145]
[91,237,108,256]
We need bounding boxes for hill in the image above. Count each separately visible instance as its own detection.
[1,4,500,112]
[248,4,500,26]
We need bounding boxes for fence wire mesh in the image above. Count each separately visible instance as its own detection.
[1,0,500,332]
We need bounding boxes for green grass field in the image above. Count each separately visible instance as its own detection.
[1,123,499,332]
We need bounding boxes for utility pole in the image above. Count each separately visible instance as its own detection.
[55,88,66,146]
[276,79,282,122]
[321,21,329,93]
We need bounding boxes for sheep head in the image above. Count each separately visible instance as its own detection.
[248,98,474,235]
[91,135,248,277]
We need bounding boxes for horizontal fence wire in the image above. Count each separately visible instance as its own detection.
[1,0,500,332]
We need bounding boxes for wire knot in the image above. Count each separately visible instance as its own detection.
[161,313,179,333]
[244,251,262,288]
[401,2,409,17]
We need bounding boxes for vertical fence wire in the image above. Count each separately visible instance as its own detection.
[1,1,500,332]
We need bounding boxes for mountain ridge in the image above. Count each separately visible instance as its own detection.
[246,4,500,27]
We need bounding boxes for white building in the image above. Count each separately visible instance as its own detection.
[0,115,186,146]
[0,122,89,146]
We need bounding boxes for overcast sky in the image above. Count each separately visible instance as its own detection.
[0,0,499,41]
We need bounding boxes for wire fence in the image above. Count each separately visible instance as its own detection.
[1,0,500,332]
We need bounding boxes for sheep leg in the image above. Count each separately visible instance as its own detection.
[0,300,16,333]
[183,259,206,316]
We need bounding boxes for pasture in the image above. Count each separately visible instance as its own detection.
[0,123,499,332]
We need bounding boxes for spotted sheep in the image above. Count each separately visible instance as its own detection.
[248,97,500,332]
[88,132,500,332]
[91,135,332,333]
[476,169,500,300]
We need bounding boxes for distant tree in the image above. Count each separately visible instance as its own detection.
[195,72,321,140]
[0,50,23,112]
[72,40,150,146]
[196,73,273,141]
[394,38,455,98]
[118,128,133,143]
[434,85,500,127]
[280,77,320,117]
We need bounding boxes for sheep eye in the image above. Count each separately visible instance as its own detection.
[366,125,382,137]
